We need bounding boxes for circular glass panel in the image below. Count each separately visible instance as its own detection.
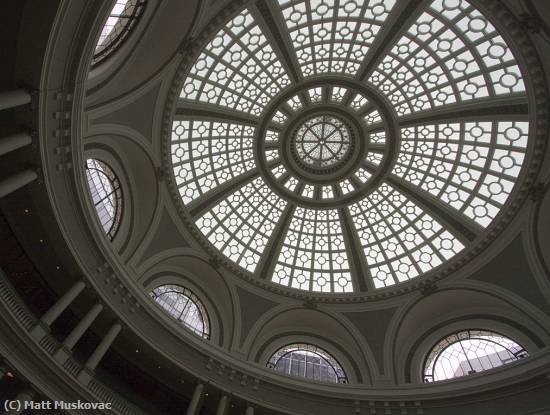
[294,115,351,168]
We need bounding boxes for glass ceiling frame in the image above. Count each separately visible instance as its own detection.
[169,0,533,294]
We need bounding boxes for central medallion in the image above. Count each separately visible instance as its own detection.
[293,115,351,170]
[253,81,396,208]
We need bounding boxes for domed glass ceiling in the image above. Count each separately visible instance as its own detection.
[170,0,529,293]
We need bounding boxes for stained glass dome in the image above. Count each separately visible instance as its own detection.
[169,0,530,293]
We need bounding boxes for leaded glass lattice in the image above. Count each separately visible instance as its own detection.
[85,159,122,240]
[423,329,528,382]
[273,207,352,292]
[170,0,532,293]
[196,177,287,272]
[278,0,396,77]
[293,115,351,168]
[181,10,291,116]
[172,120,256,204]
[93,0,146,66]
[151,285,210,339]
[267,343,348,383]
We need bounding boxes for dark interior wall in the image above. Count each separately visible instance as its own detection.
[0,0,26,90]
[0,1,27,139]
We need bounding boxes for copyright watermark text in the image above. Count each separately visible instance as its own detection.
[3,399,112,411]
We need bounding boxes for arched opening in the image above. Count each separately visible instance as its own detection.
[85,158,123,240]
[150,284,210,339]
[93,0,146,66]
[267,343,348,384]
[423,329,528,382]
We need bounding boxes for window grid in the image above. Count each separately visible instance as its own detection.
[369,0,524,116]
[423,329,528,382]
[85,159,123,240]
[181,10,290,116]
[151,285,210,339]
[277,0,396,77]
[172,120,256,204]
[273,207,352,293]
[196,177,287,272]
[267,343,348,383]
[171,0,531,293]
[348,182,464,288]
[392,121,527,227]
[93,0,146,66]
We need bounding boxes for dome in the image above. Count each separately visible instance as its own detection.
[2,0,550,414]
[168,0,530,293]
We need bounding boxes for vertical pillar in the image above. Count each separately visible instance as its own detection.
[5,386,35,414]
[0,90,31,111]
[186,382,204,415]
[41,281,86,326]
[63,303,103,350]
[244,405,254,415]
[0,132,32,156]
[0,170,37,198]
[84,322,122,371]
[215,393,230,415]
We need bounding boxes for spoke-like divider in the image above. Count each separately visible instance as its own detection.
[398,97,529,127]
[387,174,482,244]
[187,164,273,219]
[256,188,302,280]
[175,99,282,130]
[333,186,373,292]
[356,0,431,81]
[251,0,309,104]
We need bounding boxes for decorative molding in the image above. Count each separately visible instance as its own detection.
[159,0,550,303]
[205,357,260,391]
[98,263,140,313]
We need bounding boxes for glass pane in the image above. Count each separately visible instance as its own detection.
[151,285,210,339]
[85,159,122,240]
[424,329,528,382]
[267,343,348,384]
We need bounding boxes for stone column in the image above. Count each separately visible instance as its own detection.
[186,382,204,415]
[31,280,86,340]
[215,393,230,415]
[84,322,122,371]
[0,89,31,111]
[64,303,103,349]
[5,386,35,414]
[41,281,86,326]
[54,303,103,363]
[0,170,37,198]
[244,405,254,415]
[0,132,32,156]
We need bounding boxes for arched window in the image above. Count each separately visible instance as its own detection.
[93,0,146,66]
[423,329,528,382]
[267,343,348,384]
[85,159,123,240]
[150,285,210,339]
